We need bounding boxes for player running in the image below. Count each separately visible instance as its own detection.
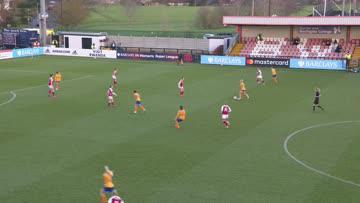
[239,80,249,100]
[313,87,324,112]
[133,90,146,113]
[271,67,278,83]
[178,77,185,97]
[112,68,118,86]
[48,74,55,97]
[107,85,117,107]
[256,68,264,85]
[54,71,62,90]
[101,166,118,203]
[175,105,186,129]
[221,104,232,128]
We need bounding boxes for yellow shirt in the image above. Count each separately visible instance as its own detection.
[103,172,114,188]
[271,68,277,75]
[177,110,186,120]
[240,82,246,91]
[134,93,141,101]
[55,73,62,82]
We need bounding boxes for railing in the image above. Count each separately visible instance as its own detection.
[224,33,239,56]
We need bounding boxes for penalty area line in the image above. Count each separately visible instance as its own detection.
[283,120,360,188]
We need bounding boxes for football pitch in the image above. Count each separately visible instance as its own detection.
[1,56,360,202]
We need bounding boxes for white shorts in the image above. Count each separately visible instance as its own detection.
[222,114,229,120]
[112,75,117,80]
[108,96,114,101]
[257,76,263,80]
[179,87,184,92]
[48,85,54,90]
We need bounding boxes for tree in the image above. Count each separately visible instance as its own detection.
[0,0,18,28]
[120,0,138,25]
[54,0,90,28]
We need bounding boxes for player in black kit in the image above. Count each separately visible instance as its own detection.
[313,87,324,112]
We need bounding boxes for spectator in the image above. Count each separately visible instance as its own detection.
[111,41,116,50]
[52,39,58,47]
[326,39,331,46]
[333,39,338,46]
[335,44,342,53]
[177,53,184,65]
[293,37,300,46]
[256,34,263,42]
[345,52,352,68]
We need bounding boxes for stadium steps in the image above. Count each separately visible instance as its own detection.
[229,43,244,56]
[352,46,360,60]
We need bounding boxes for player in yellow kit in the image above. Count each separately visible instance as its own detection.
[271,67,278,83]
[239,79,249,100]
[175,105,186,129]
[54,71,62,90]
[100,165,118,203]
[133,90,146,113]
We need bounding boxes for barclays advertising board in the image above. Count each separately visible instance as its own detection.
[201,55,246,66]
[290,59,347,70]
[12,47,44,58]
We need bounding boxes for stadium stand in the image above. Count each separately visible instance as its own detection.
[239,37,358,59]
[223,16,360,61]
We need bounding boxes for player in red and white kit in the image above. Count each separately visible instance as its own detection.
[112,68,118,86]
[221,104,232,128]
[48,74,55,97]
[178,77,184,97]
[107,85,117,107]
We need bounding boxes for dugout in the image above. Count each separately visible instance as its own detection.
[223,16,360,43]
[57,31,108,50]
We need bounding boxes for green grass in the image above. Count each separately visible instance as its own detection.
[1,56,360,202]
[73,5,233,37]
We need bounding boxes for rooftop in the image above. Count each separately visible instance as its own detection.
[223,16,360,26]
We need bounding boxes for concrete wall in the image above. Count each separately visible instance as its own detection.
[242,26,290,38]
[108,36,209,51]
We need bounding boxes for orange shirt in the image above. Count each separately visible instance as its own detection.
[240,82,246,91]
[55,73,62,82]
[103,172,114,188]
[177,110,186,120]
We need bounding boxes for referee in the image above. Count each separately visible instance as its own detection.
[313,87,324,112]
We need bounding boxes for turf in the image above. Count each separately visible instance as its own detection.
[74,5,233,37]
[1,56,360,202]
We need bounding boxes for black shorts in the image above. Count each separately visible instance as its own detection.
[313,99,319,105]
[272,75,277,78]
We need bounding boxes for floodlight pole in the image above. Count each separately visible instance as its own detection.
[349,0,352,15]
[252,0,255,16]
[342,0,346,16]
[268,0,271,16]
[39,0,48,46]
[324,0,327,16]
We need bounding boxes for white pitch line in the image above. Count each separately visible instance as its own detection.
[0,91,17,107]
[0,69,47,74]
[0,75,93,96]
[283,120,360,188]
